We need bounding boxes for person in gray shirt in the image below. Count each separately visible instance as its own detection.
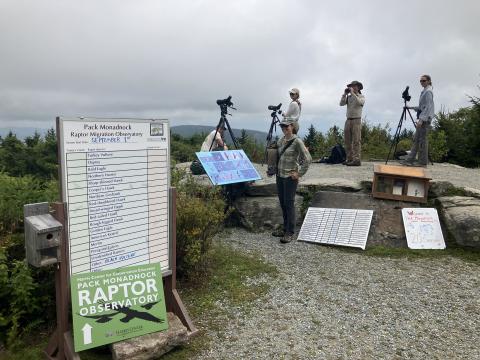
[403,74,434,167]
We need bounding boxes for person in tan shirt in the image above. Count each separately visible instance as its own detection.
[340,80,365,166]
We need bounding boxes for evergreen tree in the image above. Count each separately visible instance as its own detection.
[303,124,318,156]
[238,129,249,147]
[0,132,27,176]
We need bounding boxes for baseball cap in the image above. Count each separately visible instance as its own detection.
[279,119,294,126]
[289,88,300,95]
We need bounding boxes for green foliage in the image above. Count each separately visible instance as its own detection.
[427,127,448,162]
[361,121,391,160]
[238,133,264,163]
[0,171,58,348]
[434,94,480,167]
[172,168,227,278]
[0,236,57,349]
[0,173,58,234]
[303,124,319,157]
[171,133,201,163]
[0,129,58,179]
[313,125,342,159]
[396,138,413,152]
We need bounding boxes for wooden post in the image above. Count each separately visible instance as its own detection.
[45,202,80,360]
[164,188,197,335]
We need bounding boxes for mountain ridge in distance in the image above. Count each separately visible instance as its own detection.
[1,125,270,144]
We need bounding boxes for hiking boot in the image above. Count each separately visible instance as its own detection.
[280,233,294,243]
[346,160,361,166]
[400,159,415,166]
[402,160,426,167]
[272,229,285,237]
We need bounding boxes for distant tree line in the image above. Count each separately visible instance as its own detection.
[0,93,479,180]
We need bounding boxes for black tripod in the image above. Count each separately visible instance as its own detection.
[209,96,239,151]
[385,99,417,164]
[266,103,282,147]
[207,96,245,210]
[263,103,282,165]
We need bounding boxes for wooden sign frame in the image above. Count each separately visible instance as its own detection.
[45,117,196,360]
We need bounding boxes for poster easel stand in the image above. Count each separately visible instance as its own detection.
[44,188,196,359]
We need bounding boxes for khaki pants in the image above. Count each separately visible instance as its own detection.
[344,118,361,162]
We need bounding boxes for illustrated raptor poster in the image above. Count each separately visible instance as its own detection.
[71,263,168,351]
[195,149,261,185]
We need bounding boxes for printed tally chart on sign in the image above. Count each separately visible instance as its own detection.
[195,150,262,185]
[298,207,374,250]
[59,119,170,275]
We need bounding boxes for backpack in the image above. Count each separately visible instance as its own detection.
[325,144,346,164]
[190,159,206,175]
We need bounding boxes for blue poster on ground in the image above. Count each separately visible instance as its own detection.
[195,150,262,185]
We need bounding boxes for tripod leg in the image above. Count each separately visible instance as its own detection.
[224,118,239,149]
[208,117,224,151]
[264,116,279,165]
[405,108,417,127]
[386,108,406,164]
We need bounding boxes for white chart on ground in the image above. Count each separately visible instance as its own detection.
[59,118,170,275]
[401,208,445,249]
[298,207,373,250]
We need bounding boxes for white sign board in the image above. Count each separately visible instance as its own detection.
[58,118,171,275]
[401,208,445,249]
[298,208,373,250]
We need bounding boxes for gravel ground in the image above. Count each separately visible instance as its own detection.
[195,229,480,360]
[251,161,480,191]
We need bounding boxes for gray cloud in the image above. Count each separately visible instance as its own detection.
[0,0,479,134]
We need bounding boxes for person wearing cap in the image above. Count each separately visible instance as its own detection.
[340,81,365,166]
[402,74,434,167]
[282,88,302,134]
[272,118,312,243]
[200,122,228,151]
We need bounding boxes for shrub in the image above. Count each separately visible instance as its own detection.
[428,128,448,162]
[396,138,413,153]
[173,168,227,279]
[0,243,55,348]
[361,121,391,160]
[0,173,58,236]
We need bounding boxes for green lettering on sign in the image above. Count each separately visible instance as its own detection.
[71,263,168,351]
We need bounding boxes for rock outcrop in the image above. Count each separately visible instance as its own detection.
[435,196,480,249]
[111,312,189,360]
[310,191,419,248]
[179,162,480,249]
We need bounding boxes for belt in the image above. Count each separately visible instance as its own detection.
[347,117,361,120]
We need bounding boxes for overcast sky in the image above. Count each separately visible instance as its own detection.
[1,0,479,135]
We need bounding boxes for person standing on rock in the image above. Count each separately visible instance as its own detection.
[282,88,302,134]
[272,118,312,243]
[402,74,434,167]
[340,80,365,166]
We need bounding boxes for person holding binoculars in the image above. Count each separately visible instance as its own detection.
[340,80,365,166]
